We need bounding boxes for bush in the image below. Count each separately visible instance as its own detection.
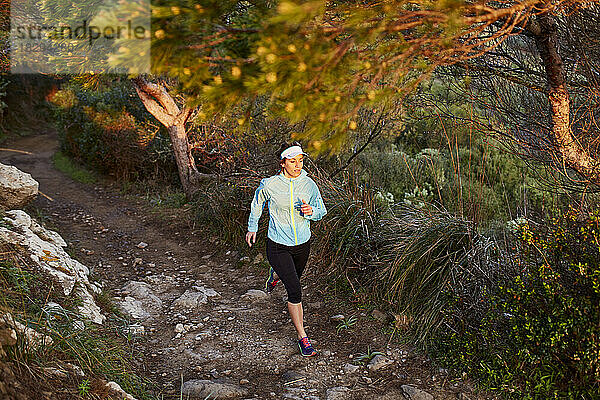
[49,79,177,182]
[432,208,600,399]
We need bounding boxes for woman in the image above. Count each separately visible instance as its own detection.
[245,142,327,357]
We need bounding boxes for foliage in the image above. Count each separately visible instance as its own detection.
[144,0,588,155]
[336,315,357,334]
[431,209,600,398]
[354,346,383,366]
[375,205,496,343]
[0,244,154,399]
[192,177,255,245]
[49,78,178,182]
[0,76,7,127]
[0,75,60,137]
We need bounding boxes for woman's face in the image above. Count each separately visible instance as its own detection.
[281,154,304,178]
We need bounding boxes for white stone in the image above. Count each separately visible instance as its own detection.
[343,363,359,374]
[240,289,268,302]
[173,286,219,309]
[118,297,150,320]
[174,323,185,333]
[0,313,53,350]
[0,211,105,324]
[0,163,38,209]
[367,355,394,371]
[119,281,162,320]
[106,381,138,400]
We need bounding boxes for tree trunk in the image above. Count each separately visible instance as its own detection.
[168,123,200,196]
[131,77,211,198]
[529,12,600,185]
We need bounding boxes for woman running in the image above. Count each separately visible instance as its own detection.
[245,142,327,357]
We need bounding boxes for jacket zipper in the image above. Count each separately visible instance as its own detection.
[289,179,298,245]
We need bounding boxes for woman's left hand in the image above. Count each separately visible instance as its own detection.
[301,199,313,216]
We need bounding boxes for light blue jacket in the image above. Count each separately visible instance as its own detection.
[248,169,327,246]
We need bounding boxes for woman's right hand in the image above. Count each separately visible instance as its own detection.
[246,231,256,247]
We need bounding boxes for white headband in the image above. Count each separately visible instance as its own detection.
[280,145,306,159]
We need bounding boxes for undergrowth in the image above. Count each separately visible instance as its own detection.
[0,245,154,399]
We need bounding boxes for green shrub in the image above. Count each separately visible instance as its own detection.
[49,79,177,182]
[432,208,600,399]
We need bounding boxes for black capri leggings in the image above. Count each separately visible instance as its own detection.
[266,237,311,304]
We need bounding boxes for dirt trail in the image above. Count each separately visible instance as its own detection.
[0,133,488,400]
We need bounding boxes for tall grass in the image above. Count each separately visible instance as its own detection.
[375,205,499,343]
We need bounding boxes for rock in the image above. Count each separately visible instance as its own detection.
[239,256,250,262]
[76,285,105,324]
[0,163,38,209]
[119,281,162,319]
[367,355,394,371]
[240,289,268,302]
[181,379,248,399]
[0,319,17,348]
[144,274,177,294]
[174,323,185,334]
[0,313,53,350]
[136,242,148,249]
[106,381,138,400]
[331,314,345,321]
[123,324,145,336]
[401,385,433,400]
[371,309,387,323]
[239,379,249,385]
[66,363,85,377]
[343,363,359,374]
[43,367,68,378]
[118,297,150,320]
[173,286,219,309]
[326,387,351,400]
[252,253,264,264]
[0,211,105,324]
[281,370,303,383]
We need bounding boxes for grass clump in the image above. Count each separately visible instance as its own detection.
[52,151,97,184]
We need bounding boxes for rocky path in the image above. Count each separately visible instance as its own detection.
[1,133,488,400]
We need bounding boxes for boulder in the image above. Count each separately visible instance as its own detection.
[0,163,38,209]
[0,210,105,324]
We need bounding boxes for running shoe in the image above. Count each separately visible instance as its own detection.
[265,267,280,294]
[298,337,317,357]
